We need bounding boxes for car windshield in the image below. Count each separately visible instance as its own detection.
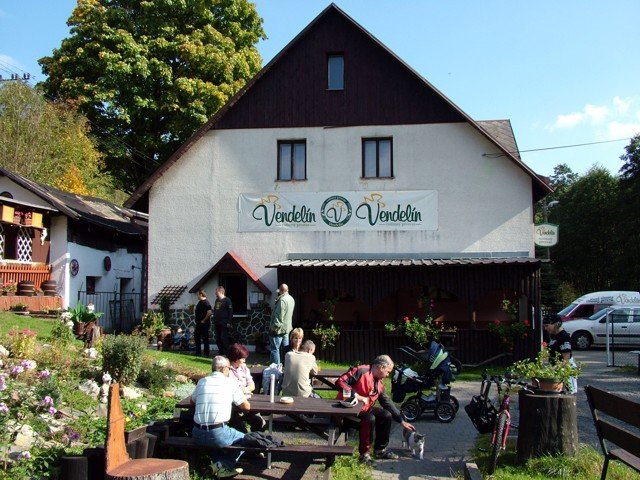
[588,309,608,321]
[558,303,577,316]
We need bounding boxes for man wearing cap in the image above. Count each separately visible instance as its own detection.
[191,355,249,478]
[543,314,578,394]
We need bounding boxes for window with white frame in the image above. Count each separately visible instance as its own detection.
[362,137,393,178]
[278,140,306,181]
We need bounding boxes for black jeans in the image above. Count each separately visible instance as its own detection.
[194,323,210,357]
[215,323,230,356]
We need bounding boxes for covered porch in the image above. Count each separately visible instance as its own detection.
[268,257,543,364]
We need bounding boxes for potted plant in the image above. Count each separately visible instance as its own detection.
[68,302,104,336]
[138,310,167,344]
[1,282,17,296]
[510,346,581,392]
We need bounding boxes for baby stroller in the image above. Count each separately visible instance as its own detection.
[391,343,461,423]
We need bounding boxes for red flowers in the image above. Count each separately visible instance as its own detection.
[523,319,530,327]
[403,316,410,324]
[541,341,548,348]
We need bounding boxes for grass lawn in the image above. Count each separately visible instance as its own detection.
[0,311,55,339]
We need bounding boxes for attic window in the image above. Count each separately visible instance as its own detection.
[327,54,344,90]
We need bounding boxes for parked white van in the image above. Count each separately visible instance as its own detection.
[557,291,640,321]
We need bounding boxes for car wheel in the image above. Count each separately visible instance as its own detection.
[572,331,592,350]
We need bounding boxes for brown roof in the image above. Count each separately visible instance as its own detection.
[125,3,551,210]
[0,167,147,236]
[190,251,270,295]
[267,257,542,268]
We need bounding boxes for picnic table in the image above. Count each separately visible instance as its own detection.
[170,393,361,479]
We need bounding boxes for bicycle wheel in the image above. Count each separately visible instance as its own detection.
[487,412,508,475]
[400,398,422,422]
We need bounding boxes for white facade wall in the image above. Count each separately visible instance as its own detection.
[149,123,534,303]
[66,243,143,305]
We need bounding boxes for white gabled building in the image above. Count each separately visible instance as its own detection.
[126,4,551,361]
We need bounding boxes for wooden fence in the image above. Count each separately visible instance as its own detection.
[0,262,51,289]
[311,328,537,366]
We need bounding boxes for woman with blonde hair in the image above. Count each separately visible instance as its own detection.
[282,327,304,359]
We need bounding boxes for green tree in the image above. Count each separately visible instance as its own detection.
[552,166,620,293]
[617,134,640,288]
[39,0,265,192]
[0,81,117,199]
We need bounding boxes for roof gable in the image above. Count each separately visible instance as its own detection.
[125,3,551,209]
[214,5,465,129]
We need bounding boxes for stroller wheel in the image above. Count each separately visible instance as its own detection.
[450,395,460,412]
[449,356,462,377]
[435,401,456,423]
[400,398,421,422]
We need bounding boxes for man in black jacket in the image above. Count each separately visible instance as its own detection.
[194,290,212,357]
[213,286,233,355]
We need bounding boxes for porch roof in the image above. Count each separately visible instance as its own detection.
[189,251,270,295]
[266,257,542,268]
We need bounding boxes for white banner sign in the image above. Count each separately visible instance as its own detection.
[534,223,559,247]
[238,191,438,232]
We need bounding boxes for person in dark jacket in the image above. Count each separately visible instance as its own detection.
[543,313,578,393]
[213,286,233,355]
[194,290,212,357]
[336,355,416,465]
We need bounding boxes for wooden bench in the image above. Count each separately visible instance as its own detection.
[106,383,189,480]
[160,435,353,479]
[585,385,640,479]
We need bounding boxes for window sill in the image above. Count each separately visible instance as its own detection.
[275,179,308,182]
[360,176,395,180]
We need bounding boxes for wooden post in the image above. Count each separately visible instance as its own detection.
[60,456,88,480]
[516,390,578,463]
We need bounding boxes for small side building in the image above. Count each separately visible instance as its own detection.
[0,167,147,332]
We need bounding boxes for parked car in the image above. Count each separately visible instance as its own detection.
[557,291,640,322]
[563,304,640,350]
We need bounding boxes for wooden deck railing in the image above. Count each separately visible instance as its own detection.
[0,262,52,289]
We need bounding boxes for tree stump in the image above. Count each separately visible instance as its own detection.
[516,390,578,463]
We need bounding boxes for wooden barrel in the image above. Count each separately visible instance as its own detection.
[17,280,35,297]
[41,279,58,296]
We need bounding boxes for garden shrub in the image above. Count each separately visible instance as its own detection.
[137,359,174,393]
[48,317,75,347]
[4,328,38,358]
[101,335,147,385]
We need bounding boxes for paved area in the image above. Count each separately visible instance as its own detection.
[235,349,639,479]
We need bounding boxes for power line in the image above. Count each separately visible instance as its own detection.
[483,138,630,158]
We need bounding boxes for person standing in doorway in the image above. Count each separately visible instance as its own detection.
[194,290,212,357]
[269,283,295,365]
[213,286,233,355]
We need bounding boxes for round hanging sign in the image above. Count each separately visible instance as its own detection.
[70,259,79,277]
[103,255,112,271]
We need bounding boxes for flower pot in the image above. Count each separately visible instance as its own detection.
[532,378,564,392]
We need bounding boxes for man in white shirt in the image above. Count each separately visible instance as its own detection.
[191,355,250,478]
[281,340,318,398]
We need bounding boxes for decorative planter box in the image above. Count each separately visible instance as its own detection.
[1,205,15,223]
[31,212,43,228]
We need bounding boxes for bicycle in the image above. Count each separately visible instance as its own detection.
[464,370,532,474]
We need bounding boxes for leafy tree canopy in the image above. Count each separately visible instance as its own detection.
[552,166,619,292]
[39,0,266,192]
[0,81,118,200]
